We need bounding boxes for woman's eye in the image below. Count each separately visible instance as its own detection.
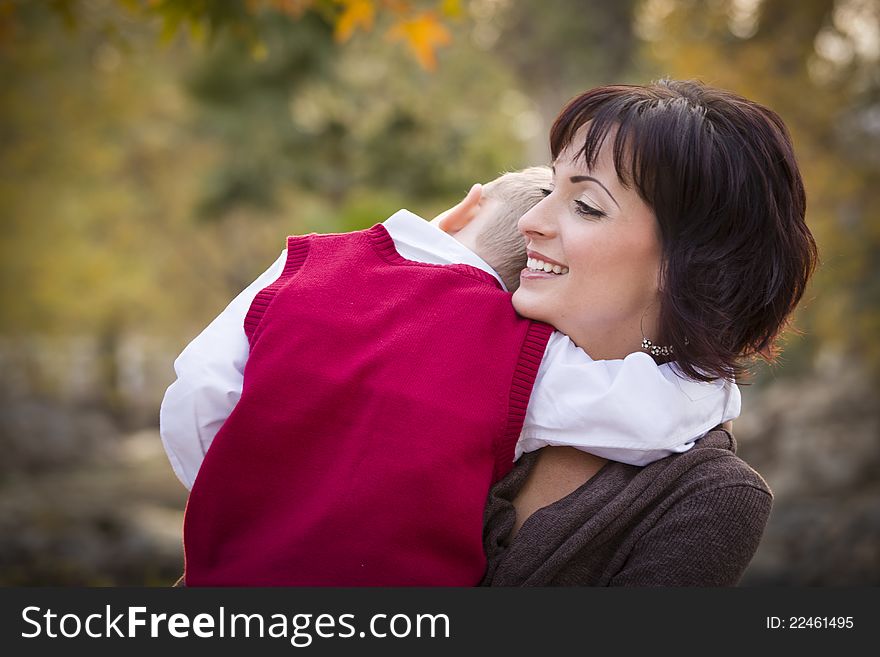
[575,200,606,219]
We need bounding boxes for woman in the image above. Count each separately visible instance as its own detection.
[481,79,818,586]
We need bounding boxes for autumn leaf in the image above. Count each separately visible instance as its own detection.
[335,0,375,43]
[386,11,451,71]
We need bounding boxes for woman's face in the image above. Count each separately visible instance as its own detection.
[512,125,663,358]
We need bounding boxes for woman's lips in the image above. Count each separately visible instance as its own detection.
[523,252,569,279]
[526,250,568,269]
[520,267,561,280]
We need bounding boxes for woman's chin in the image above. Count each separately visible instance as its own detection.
[511,288,545,322]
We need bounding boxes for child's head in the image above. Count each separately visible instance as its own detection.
[443,166,552,291]
[479,167,553,291]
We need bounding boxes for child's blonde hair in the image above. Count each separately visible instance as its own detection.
[477,166,553,292]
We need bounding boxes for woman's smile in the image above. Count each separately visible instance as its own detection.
[523,249,569,278]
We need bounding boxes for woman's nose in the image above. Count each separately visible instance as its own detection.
[518,198,555,238]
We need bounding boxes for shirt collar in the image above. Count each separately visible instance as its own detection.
[382,209,508,291]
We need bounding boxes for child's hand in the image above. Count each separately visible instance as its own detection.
[430,183,482,233]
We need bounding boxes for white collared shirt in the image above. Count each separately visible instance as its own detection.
[159,209,741,489]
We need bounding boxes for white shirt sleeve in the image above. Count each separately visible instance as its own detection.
[158,250,288,489]
[519,331,742,466]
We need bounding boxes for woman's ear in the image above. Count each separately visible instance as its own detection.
[431,183,482,233]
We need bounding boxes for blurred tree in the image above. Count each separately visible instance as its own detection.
[490,0,639,102]
[0,0,463,71]
[0,2,225,413]
[181,11,338,215]
[0,0,528,375]
[181,8,525,220]
[458,0,642,163]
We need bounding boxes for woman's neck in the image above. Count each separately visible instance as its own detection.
[567,324,645,361]
[564,307,660,361]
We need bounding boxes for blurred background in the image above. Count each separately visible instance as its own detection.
[0,0,877,585]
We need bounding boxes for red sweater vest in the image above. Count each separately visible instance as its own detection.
[182,224,552,585]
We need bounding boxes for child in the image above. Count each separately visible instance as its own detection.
[163,167,740,586]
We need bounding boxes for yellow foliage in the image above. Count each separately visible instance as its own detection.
[334,0,375,42]
[386,11,451,71]
[440,0,462,19]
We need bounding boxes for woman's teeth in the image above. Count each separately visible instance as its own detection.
[527,257,569,275]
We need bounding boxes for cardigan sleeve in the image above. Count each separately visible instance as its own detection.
[608,484,772,587]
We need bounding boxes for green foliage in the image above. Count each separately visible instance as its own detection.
[0,0,527,349]
[182,11,337,216]
[492,0,640,95]
[183,9,524,219]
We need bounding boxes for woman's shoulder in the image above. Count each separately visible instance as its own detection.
[670,427,773,500]
[581,425,774,525]
[602,428,774,586]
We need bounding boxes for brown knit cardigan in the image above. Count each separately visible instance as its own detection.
[480,427,772,586]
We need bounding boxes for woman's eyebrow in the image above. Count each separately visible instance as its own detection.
[550,165,620,208]
[570,175,620,208]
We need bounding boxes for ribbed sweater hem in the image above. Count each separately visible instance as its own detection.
[244,235,311,343]
[495,321,554,480]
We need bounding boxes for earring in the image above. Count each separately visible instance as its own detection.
[641,336,674,357]
[640,308,684,357]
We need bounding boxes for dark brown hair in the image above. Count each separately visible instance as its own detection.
[550,79,819,382]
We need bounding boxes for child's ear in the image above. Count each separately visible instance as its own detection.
[432,183,482,234]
